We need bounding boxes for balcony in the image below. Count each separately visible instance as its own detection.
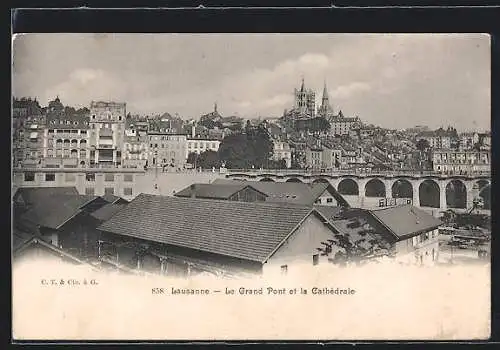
[97,144,115,149]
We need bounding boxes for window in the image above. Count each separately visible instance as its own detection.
[24,172,35,181]
[105,187,114,195]
[326,198,333,203]
[124,174,133,182]
[85,173,95,181]
[85,187,95,195]
[280,265,288,275]
[313,254,319,266]
[104,173,114,182]
[45,173,55,181]
[65,173,76,182]
[123,187,133,196]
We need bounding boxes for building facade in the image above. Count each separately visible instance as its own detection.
[272,141,292,168]
[123,135,149,168]
[432,149,490,174]
[459,132,480,150]
[186,138,221,159]
[305,148,323,169]
[12,167,145,201]
[148,133,187,168]
[42,114,90,168]
[328,112,361,136]
[15,115,47,168]
[88,101,127,167]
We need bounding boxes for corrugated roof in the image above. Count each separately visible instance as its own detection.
[97,194,315,263]
[369,205,443,240]
[90,203,127,221]
[174,183,267,200]
[19,195,98,230]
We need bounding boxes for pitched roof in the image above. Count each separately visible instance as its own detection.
[19,195,99,230]
[212,179,350,207]
[13,187,79,205]
[97,194,315,263]
[174,183,267,200]
[90,203,127,221]
[368,205,443,240]
[13,236,86,264]
[313,205,344,222]
[102,194,129,204]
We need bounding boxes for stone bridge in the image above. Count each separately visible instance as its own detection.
[224,170,491,213]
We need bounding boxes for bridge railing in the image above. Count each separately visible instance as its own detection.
[223,168,491,178]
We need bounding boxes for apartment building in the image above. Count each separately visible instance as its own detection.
[42,114,90,168]
[148,133,187,168]
[186,138,221,159]
[432,149,491,174]
[88,101,127,167]
[272,141,292,168]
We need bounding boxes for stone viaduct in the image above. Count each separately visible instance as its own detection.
[224,170,491,212]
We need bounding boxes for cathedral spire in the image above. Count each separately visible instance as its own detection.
[214,102,218,113]
[300,77,305,92]
[322,80,328,101]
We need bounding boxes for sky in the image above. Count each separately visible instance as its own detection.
[12,33,490,131]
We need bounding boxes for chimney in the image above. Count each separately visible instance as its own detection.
[190,184,196,198]
[191,124,196,138]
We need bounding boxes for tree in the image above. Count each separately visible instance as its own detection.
[217,133,251,169]
[218,125,274,169]
[187,152,199,166]
[416,138,430,152]
[318,228,397,266]
[198,150,221,169]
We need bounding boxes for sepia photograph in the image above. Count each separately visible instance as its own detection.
[11,33,491,340]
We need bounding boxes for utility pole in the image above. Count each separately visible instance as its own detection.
[154,150,158,180]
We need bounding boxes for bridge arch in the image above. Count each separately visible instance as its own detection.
[419,179,440,208]
[365,178,386,197]
[446,179,467,209]
[476,180,490,210]
[260,177,275,182]
[337,178,359,195]
[391,179,413,199]
[286,178,303,183]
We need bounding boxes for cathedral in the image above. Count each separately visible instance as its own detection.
[290,78,335,119]
[293,78,316,118]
